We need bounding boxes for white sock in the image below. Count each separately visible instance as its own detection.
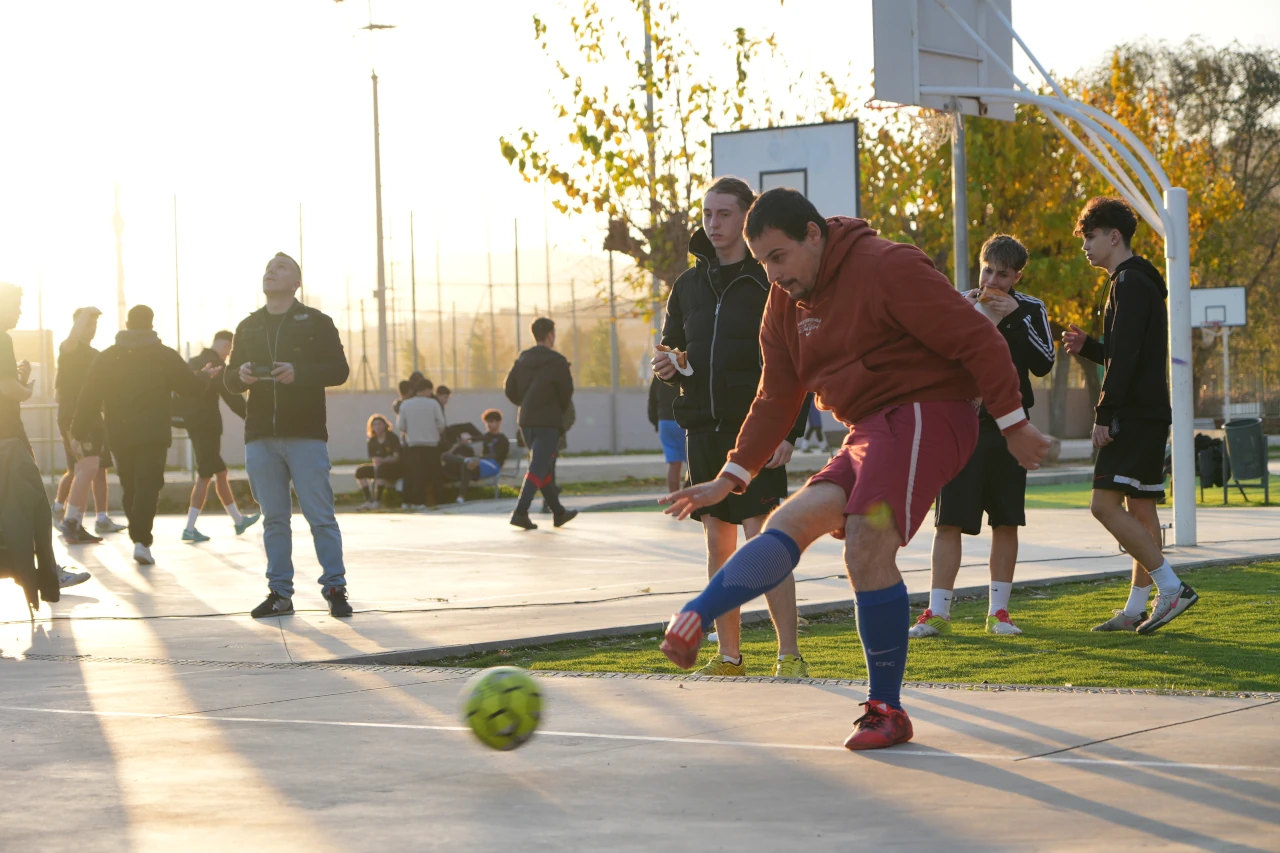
[53,501,65,515]
[928,588,953,619]
[988,582,1013,616]
[64,506,84,524]
[97,512,110,524]
[721,654,741,665]
[185,507,200,531]
[224,501,244,523]
[1146,561,1180,595]
[1124,584,1152,617]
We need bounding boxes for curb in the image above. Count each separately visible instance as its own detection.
[326,552,1280,666]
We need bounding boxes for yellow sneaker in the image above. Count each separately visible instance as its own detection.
[691,655,746,677]
[773,654,810,679]
[908,609,952,638]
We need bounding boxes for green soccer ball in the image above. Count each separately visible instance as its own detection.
[461,666,543,751]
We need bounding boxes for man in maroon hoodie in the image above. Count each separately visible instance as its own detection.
[659,189,1050,750]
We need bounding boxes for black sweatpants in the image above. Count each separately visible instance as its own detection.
[514,427,566,516]
[113,442,168,546]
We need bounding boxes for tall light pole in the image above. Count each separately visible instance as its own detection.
[435,233,445,379]
[173,194,181,350]
[112,184,126,330]
[361,11,396,389]
[410,211,418,373]
[643,0,660,348]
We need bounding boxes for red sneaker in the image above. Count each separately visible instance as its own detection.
[660,611,703,669]
[843,700,914,751]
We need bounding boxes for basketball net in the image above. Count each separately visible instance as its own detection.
[863,99,955,150]
[1199,321,1222,347]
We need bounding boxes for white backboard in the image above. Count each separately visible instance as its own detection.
[711,121,859,218]
[872,0,1016,122]
[1189,286,1247,327]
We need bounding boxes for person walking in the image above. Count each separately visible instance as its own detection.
[72,305,215,566]
[397,379,446,509]
[653,175,811,679]
[503,317,576,531]
[647,374,685,494]
[54,306,126,544]
[0,282,90,589]
[225,252,353,618]
[180,330,260,542]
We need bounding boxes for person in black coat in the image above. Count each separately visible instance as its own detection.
[181,330,260,543]
[1064,196,1196,635]
[503,316,576,530]
[72,305,214,566]
[648,376,684,493]
[651,176,810,679]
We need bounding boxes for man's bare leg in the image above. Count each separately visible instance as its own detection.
[743,513,800,658]
[91,466,109,516]
[665,461,683,494]
[1090,490,1186,630]
[702,516,741,658]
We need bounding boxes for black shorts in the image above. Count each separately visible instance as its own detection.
[686,429,786,524]
[934,420,1026,535]
[190,429,227,479]
[356,461,404,483]
[1094,419,1169,500]
[60,427,112,469]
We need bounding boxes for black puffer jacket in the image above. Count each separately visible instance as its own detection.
[1077,256,1171,425]
[660,228,807,440]
[503,345,573,430]
[72,330,209,449]
[224,301,350,442]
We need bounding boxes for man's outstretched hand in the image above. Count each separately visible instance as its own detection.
[1062,323,1087,355]
[659,477,734,521]
[1005,422,1052,471]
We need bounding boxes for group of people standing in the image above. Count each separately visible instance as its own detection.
[655,181,1190,751]
[0,253,354,620]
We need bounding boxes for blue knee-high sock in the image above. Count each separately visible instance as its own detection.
[684,529,802,630]
[855,581,909,710]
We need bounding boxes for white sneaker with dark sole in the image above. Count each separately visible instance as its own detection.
[1137,583,1198,634]
[57,567,91,588]
[1091,609,1146,632]
[133,544,155,565]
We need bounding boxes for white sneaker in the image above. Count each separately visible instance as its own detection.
[455,496,466,504]
[58,567,91,588]
[94,517,127,534]
[985,609,1024,635]
[133,543,154,565]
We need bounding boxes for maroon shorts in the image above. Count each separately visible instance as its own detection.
[808,401,979,545]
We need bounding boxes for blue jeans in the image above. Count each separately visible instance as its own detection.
[246,438,346,598]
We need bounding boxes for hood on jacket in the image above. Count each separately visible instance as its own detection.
[115,329,161,349]
[1114,255,1168,298]
[808,217,883,306]
[514,345,566,369]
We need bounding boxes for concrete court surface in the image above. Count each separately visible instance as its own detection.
[2,506,1279,665]
[1,657,1277,852]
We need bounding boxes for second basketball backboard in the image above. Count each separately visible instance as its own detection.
[711,120,859,218]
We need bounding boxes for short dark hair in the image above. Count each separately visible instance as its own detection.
[704,176,756,212]
[1074,196,1137,247]
[418,378,434,392]
[436,385,450,396]
[745,188,828,243]
[126,305,154,330]
[398,380,413,396]
[532,317,555,343]
[482,408,503,423]
[213,329,234,343]
[980,234,1029,272]
[408,370,424,382]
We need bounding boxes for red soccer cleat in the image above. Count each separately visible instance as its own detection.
[843,700,914,751]
[660,611,704,669]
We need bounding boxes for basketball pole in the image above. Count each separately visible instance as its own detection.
[950,105,969,292]
[1165,188,1196,545]
[1222,325,1231,424]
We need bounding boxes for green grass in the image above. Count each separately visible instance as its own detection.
[1025,479,1273,509]
[423,562,1280,693]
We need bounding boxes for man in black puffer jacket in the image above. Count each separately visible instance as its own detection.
[73,305,214,565]
[503,317,575,530]
[225,253,353,620]
[652,176,810,679]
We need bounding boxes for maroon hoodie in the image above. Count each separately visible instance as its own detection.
[722,217,1027,488]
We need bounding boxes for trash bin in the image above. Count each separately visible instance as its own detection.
[1224,417,1267,481]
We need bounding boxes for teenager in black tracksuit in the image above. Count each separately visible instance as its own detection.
[654,176,809,678]
[922,234,1055,639]
[1064,197,1196,635]
[504,316,576,530]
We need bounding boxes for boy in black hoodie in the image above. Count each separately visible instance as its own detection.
[1063,197,1198,635]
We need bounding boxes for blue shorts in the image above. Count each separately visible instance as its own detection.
[658,420,687,464]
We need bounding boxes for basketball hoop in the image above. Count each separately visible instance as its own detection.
[863,98,955,149]
[1200,321,1223,347]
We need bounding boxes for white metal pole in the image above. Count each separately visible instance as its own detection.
[1165,188,1196,546]
[609,252,619,455]
[951,109,969,291]
[372,71,389,390]
[1222,326,1231,425]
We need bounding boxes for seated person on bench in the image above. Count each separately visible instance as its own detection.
[443,408,510,503]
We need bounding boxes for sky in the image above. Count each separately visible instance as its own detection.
[1,0,1277,357]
